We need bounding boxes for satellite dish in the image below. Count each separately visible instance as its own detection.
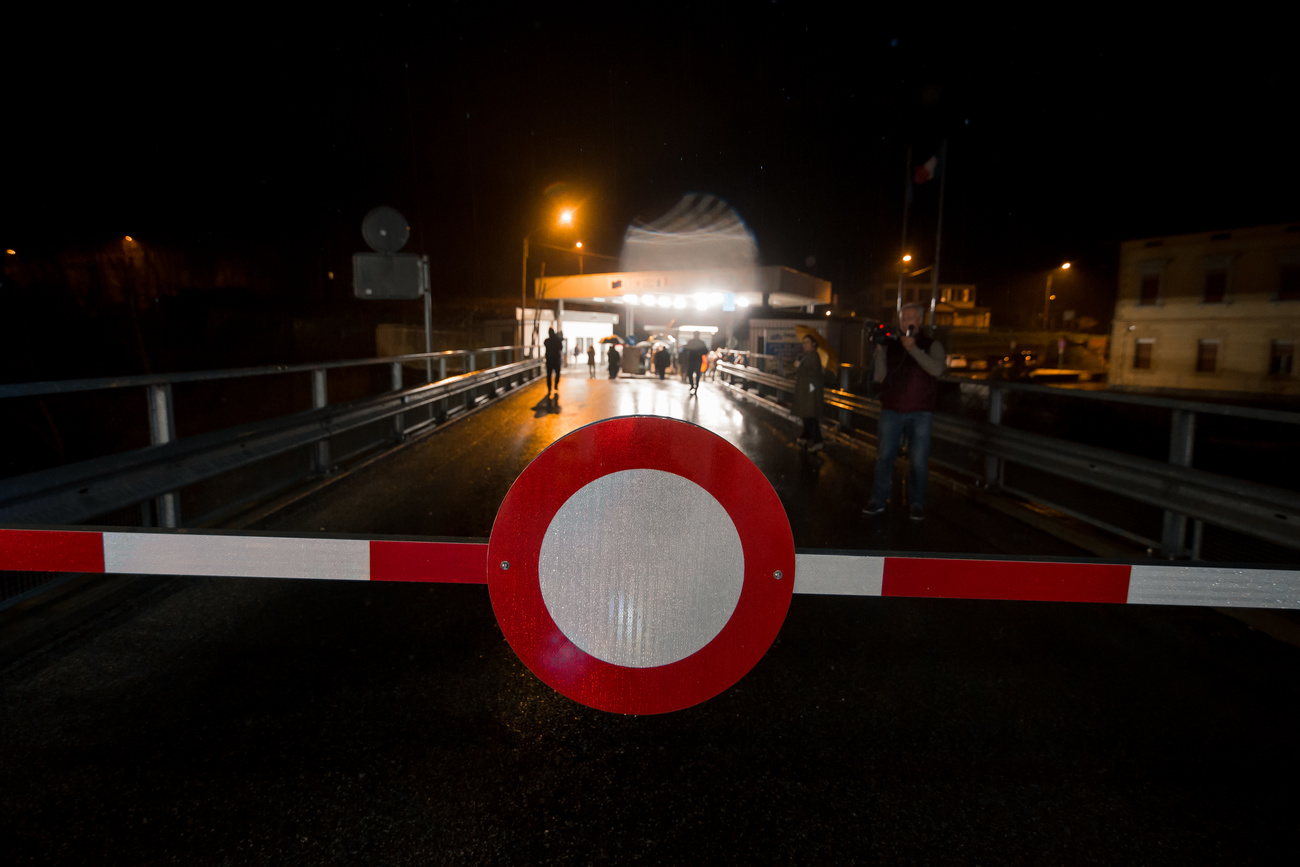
[361,206,410,253]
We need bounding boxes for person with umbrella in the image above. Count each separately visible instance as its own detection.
[793,333,825,452]
[600,337,622,379]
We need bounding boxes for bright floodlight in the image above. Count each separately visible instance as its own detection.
[558,209,574,226]
[1062,262,1071,269]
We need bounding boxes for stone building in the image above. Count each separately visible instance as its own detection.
[1108,224,1300,398]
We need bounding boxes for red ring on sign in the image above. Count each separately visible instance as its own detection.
[487,416,795,715]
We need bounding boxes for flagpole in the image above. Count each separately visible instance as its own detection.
[896,145,912,322]
[928,138,948,329]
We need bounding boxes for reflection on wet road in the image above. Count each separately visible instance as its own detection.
[252,373,1095,559]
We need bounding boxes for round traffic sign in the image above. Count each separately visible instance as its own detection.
[487,416,795,714]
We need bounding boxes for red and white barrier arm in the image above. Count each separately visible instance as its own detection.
[3,528,1299,610]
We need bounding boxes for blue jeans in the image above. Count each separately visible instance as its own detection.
[871,410,933,507]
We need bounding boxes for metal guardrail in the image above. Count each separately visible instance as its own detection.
[1,347,540,530]
[716,360,1300,560]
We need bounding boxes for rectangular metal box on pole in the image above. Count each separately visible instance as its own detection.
[353,252,425,300]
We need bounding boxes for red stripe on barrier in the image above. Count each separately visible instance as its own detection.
[369,540,488,584]
[0,529,105,574]
[881,558,1131,604]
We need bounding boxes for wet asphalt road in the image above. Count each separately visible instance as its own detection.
[3,372,1299,863]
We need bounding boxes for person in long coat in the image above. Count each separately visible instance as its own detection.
[607,345,621,379]
[792,334,825,452]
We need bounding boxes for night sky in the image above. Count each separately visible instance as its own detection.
[5,5,1297,332]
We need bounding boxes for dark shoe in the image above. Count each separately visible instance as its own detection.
[909,504,926,522]
[862,500,885,516]
[808,441,824,453]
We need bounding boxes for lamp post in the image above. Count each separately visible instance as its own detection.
[1043,262,1070,330]
[521,208,577,351]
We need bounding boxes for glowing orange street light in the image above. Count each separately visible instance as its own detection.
[902,254,912,262]
[124,236,134,243]
[523,207,580,344]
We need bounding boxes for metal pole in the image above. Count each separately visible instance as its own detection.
[928,139,947,329]
[146,384,179,528]
[520,236,528,351]
[422,255,433,383]
[985,385,1004,489]
[1043,272,1054,331]
[1161,409,1197,558]
[391,361,404,439]
[896,145,911,322]
[311,369,330,475]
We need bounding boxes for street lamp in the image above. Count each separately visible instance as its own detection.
[1043,262,1071,330]
[522,208,578,349]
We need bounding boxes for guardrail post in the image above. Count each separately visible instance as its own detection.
[1161,409,1196,558]
[311,369,330,475]
[838,364,852,431]
[146,384,180,528]
[984,385,1004,489]
[391,362,405,440]
[466,353,477,408]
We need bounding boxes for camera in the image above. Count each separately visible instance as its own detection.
[868,323,917,345]
[869,323,900,345]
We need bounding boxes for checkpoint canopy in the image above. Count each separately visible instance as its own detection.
[534,266,831,345]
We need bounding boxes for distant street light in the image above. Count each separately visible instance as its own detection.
[1043,263,1072,330]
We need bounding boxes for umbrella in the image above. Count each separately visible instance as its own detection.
[634,340,655,349]
[795,325,839,371]
[647,332,677,345]
[599,335,625,345]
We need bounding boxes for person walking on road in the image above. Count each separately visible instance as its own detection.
[543,327,564,397]
[862,303,945,521]
[683,332,707,395]
[587,344,596,378]
[793,334,825,453]
[607,345,621,379]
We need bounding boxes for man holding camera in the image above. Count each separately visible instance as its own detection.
[863,303,946,521]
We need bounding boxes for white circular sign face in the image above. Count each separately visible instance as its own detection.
[538,468,745,668]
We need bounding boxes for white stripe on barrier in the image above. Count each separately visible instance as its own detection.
[1128,565,1300,609]
[102,533,370,581]
[793,553,885,596]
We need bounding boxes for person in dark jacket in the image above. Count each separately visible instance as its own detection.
[543,327,564,396]
[862,303,946,521]
[607,345,621,379]
[792,334,825,452]
[653,345,671,379]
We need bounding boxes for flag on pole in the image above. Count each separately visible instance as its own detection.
[914,154,939,185]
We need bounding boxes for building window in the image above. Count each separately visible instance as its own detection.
[1134,338,1154,369]
[1203,268,1228,303]
[1138,274,1160,305]
[1196,340,1219,373]
[1280,263,1300,301]
[1270,341,1295,375]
